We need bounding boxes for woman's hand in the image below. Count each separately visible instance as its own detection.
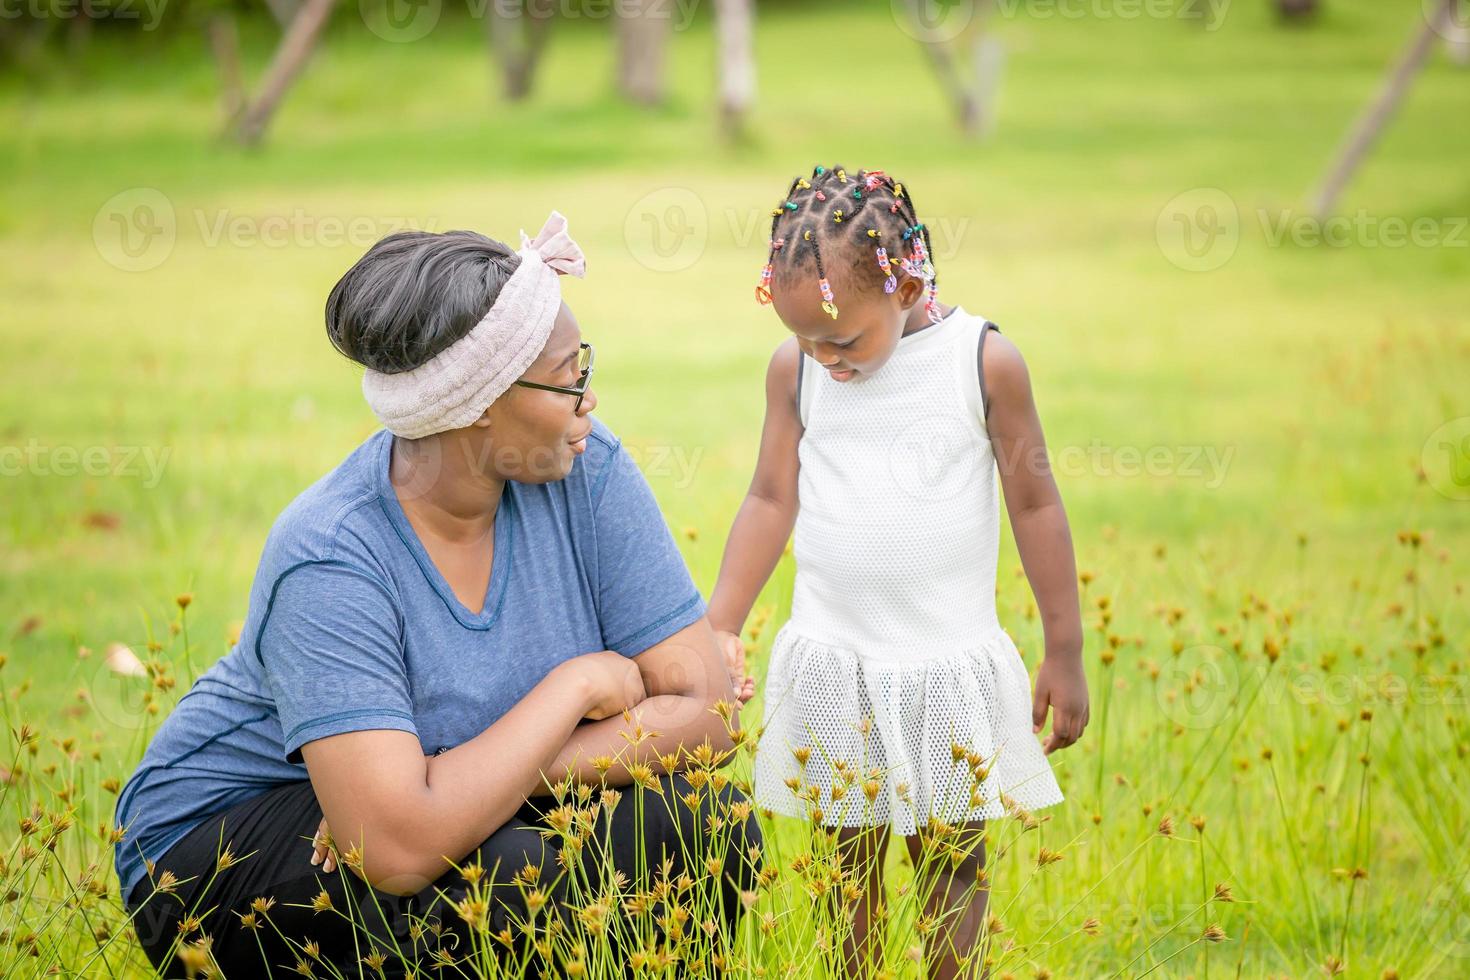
[1032,654,1089,755]
[561,649,648,721]
[715,630,756,704]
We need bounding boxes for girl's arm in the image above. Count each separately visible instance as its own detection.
[983,332,1091,754]
[708,338,803,641]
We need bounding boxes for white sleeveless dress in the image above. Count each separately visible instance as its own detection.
[752,306,1065,833]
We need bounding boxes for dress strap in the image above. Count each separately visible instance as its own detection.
[798,351,818,428]
[977,320,1000,420]
[795,348,804,424]
[959,313,999,429]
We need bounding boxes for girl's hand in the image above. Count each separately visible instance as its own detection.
[1032,655,1089,755]
[715,630,756,705]
[310,817,336,872]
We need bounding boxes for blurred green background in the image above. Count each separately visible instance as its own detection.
[2,0,1469,975]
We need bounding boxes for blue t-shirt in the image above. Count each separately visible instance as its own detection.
[114,419,706,902]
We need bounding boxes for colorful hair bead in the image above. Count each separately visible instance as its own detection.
[911,232,935,278]
[924,279,940,323]
[819,277,838,319]
[755,168,936,324]
[875,246,897,294]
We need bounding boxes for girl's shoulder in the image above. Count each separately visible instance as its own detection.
[942,307,1024,424]
[767,336,803,412]
[976,321,1032,424]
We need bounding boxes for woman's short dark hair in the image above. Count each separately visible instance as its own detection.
[325,230,522,374]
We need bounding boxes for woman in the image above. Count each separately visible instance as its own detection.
[114,213,760,977]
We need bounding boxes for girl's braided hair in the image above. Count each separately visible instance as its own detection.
[755,165,940,323]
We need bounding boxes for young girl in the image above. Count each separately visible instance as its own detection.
[710,165,1089,979]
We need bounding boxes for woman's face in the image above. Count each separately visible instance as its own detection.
[480,302,596,483]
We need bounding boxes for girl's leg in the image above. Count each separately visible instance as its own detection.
[833,823,891,977]
[904,819,988,980]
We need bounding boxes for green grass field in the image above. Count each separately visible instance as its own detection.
[2,0,1468,975]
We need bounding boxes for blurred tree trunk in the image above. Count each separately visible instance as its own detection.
[486,0,555,101]
[65,9,93,60]
[1,17,61,79]
[235,0,336,146]
[1274,0,1318,21]
[714,0,755,139]
[905,0,1000,139]
[207,14,246,128]
[1447,7,1470,66]
[616,0,670,106]
[918,39,978,135]
[263,0,303,28]
[1311,0,1458,216]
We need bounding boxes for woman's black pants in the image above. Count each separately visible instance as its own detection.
[125,773,762,978]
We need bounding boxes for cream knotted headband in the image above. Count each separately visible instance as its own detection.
[361,211,587,439]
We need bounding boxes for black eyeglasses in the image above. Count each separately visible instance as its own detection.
[513,342,595,412]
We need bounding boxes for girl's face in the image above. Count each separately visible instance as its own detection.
[772,272,927,383]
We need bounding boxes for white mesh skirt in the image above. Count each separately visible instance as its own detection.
[752,620,1065,833]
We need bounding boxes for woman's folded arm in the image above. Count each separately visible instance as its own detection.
[531,617,740,795]
[300,651,640,896]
